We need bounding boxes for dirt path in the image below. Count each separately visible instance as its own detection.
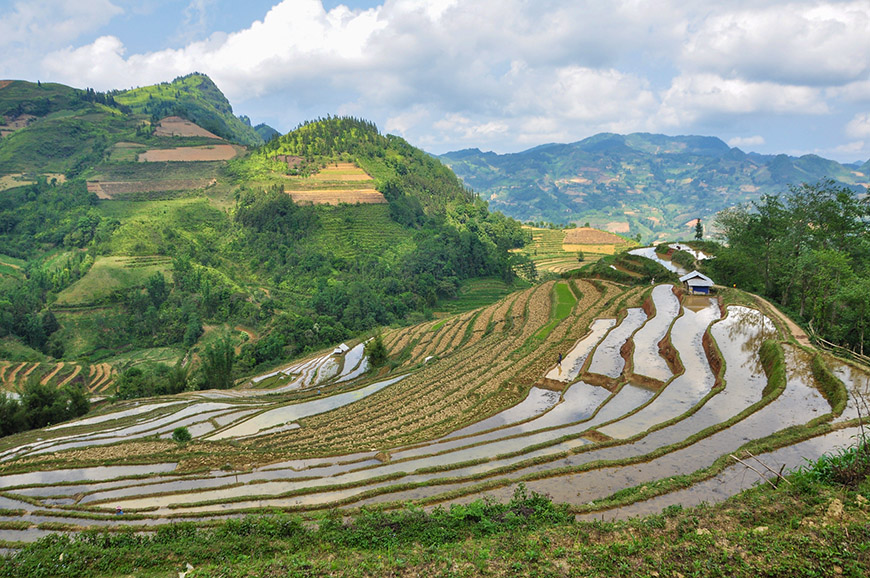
[753,295,810,344]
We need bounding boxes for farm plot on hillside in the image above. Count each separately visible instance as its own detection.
[517,226,636,275]
[284,162,387,205]
[138,144,240,162]
[0,279,866,538]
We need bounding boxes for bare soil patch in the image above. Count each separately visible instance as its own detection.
[138,144,239,162]
[309,163,373,182]
[0,113,36,138]
[604,221,631,234]
[87,179,215,199]
[0,80,12,90]
[154,116,222,139]
[287,189,387,205]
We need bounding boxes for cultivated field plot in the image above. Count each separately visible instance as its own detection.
[138,144,240,162]
[55,256,173,306]
[0,273,867,541]
[284,163,387,205]
[517,226,635,274]
[0,359,115,394]
[87,179,215,199]
[153,116,222,139]
[287,189,386,205]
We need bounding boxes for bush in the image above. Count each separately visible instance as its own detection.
[172,426,192,443]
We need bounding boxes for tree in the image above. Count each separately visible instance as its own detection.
[364,334,388,367]
[172,426,192,443]
[694,219,703,240]
[200,334,235,390]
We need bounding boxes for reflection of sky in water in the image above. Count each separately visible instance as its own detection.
[628,247,688,275]
[546,318,615,382]
[587,309,647,378]
[632,285,680,382]
[599,297,720,439]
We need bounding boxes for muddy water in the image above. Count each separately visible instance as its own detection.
[546,319,616,382]
[437,388,562,441]
[632,285,680,382]
[587,309,648,378]
[0,464,177,489]
[599,298,720,439]
[208,376,406,440]
[576,426,864,521]
[829,358,870,422]
[45,401,185,430]
[628,247,688,275]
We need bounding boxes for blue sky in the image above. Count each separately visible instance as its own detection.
[1,1,870,163]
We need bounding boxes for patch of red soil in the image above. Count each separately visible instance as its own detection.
[154,116,222,139]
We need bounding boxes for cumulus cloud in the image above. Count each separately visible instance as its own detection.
[4,0,868,157]
[682,2,870,87]
[659,74,828,127]
[728,135,765,148]
[0,0,123,77]
[846,113,870,139]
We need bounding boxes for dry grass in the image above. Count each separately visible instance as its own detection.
[563,227,625,244]
[286,189,386,205]
[154,116,222,139]
[138,144,239,162]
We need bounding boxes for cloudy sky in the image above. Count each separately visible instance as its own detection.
[2,0,870,162]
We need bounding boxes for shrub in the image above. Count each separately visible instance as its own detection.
[172,426,192,443]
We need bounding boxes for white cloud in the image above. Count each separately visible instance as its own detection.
[832,141,865,155]
[846,113,870,139]
[728,135,765,148]
[6,0,869,155]
[682,2,870,87]
[0,0,123,77]
[659,74,828,126]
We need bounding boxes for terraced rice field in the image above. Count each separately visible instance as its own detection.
[284,163,387,205]
[1,273,867,544]
[138,144,240,162]
[0,360,113,394]
[517,226,636,274]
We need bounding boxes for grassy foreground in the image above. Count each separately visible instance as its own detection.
[3,447,870,578]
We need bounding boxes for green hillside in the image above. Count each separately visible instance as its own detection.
[440,133,870,241]
[0,77,531,396]
[113,73,263,146]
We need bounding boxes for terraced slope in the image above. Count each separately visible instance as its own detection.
[0,280,866,543]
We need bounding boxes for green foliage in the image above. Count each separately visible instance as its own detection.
[114,361,189,400]
[200,333,235,390]
[711,180,870,352]
[795,433,870,487]
[112,73,263,146]
[172,426,192,443]
[364,334,388,367]
[0,377,89,437]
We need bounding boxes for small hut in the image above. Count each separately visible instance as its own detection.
[679,271,714,295]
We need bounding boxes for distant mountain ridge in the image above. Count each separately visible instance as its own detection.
[440,133,869,240]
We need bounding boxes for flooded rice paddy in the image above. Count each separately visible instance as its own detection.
[1,278,868,541]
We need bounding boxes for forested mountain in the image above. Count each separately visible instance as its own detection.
[0,76,529,403]
[440,133,869,240]
[112,73,265,146]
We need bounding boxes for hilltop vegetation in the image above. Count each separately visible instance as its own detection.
[112,73,264,146]
[440,133,869,240]
[0,75,531,405]
[708,180,870,356]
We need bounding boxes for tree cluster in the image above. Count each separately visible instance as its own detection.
[710,180,870,354]
[0,379,89,437]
